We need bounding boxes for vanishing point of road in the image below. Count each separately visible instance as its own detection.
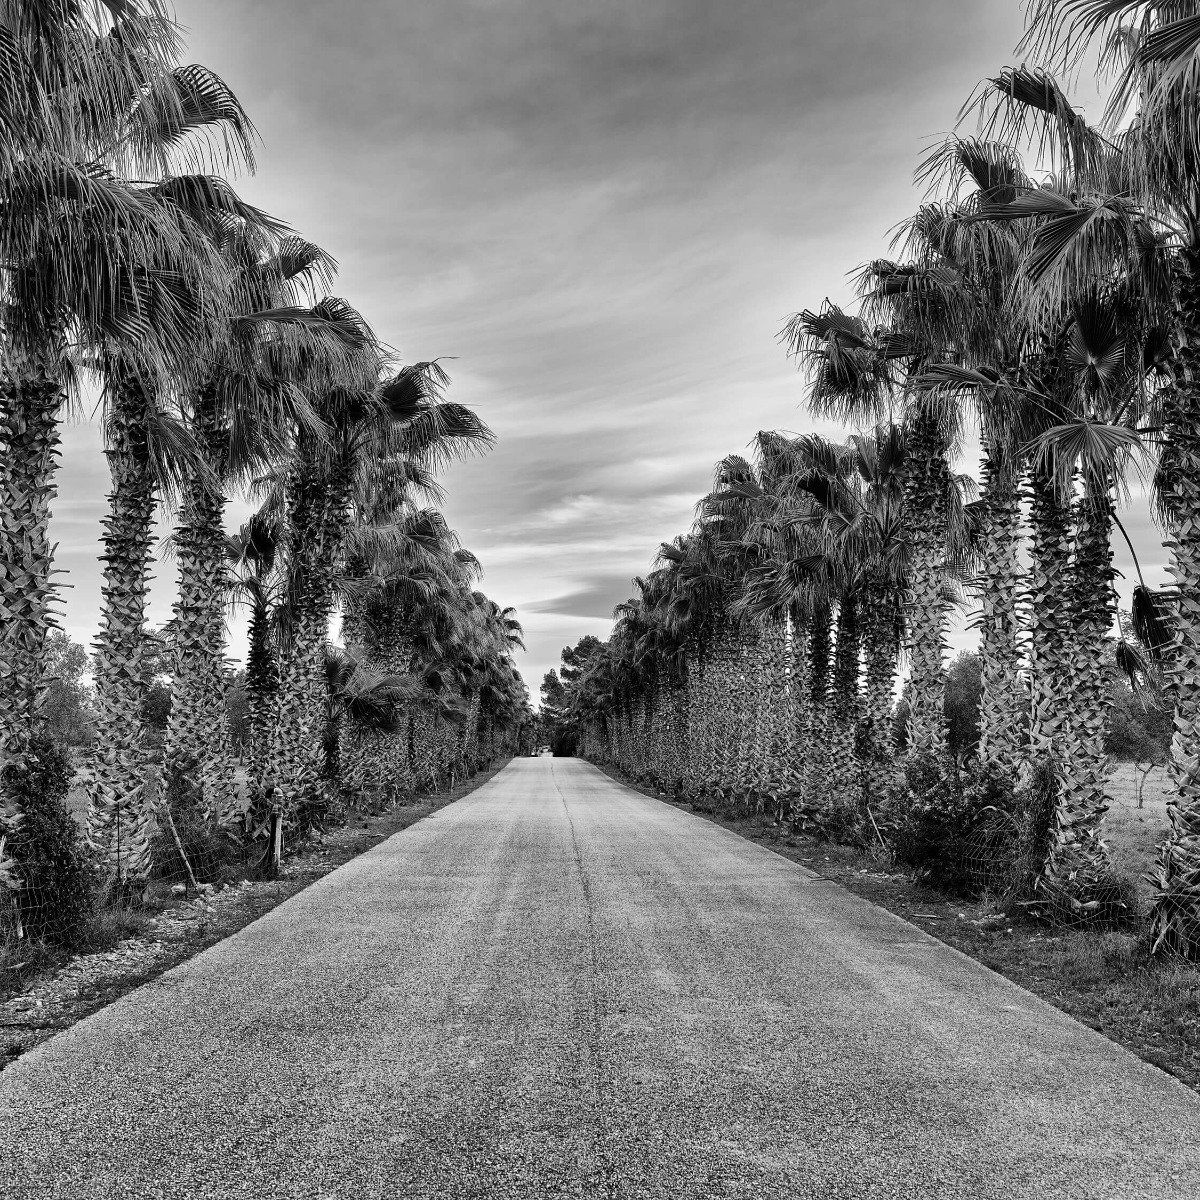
[2,758,1198,1199]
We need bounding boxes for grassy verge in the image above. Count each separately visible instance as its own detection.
[0,760,510,1070]
[594,760,1200,1094]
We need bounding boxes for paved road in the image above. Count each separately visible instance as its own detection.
[2,758,1198,1199]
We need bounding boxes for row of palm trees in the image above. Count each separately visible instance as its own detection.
[0,2,530,907]
[571,3,1200,956]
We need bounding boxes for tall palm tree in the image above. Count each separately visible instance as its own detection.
[784,303,958,762]
[84,65,270,883]
[262,359,491,827]
[894,141,1036,784]
[163,236,346,824]
[0,3,220,838]
[227,508,283,763]
[84,369,205,886]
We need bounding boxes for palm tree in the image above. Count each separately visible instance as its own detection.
[892,141,1036,784]
[346,511,480,800]
[262,359,491,828]
[1023,295,1160,908]
[84,368,205,886]
[321,646,422,788]
[784,304,958,762]
[0,3,221,839]
[84,65,270,884]
[227,508,283,762]
[162,237,347,825]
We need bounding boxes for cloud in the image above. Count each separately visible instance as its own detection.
[523,570,640,620]
[52,0,1135,700]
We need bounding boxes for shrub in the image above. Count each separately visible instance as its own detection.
[3,737,96,948]
[151,800,244,888]
[890,754,981,894]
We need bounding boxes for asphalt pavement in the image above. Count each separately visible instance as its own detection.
[1,756,1198,1199]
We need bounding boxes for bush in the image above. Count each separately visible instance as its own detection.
[1107,685,1170,761]
[151,799,245,888]
[3,737,96,948]
[890,754,981,894]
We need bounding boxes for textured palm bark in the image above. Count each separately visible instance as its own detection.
[667,683,688,793]
[1151,247,1200,956]
[0,369,62,901]
[263,457,347,823]
[739,624,767,802]
[164,392,238,827]
[902,412,951,761]
[827,597,861,807]
[702,627,740,800]
[682,645,708,797]
[804,607,833,807]
[725,627,756,806]
[265,596,329,816]
[410,706,438,791]
[784,615,810,803]
[758,617,791,805]
[245,595,277,762]
[860,590,899,784]
[1022,468,1105,909]
[976,452,1025,785]
[462,690,481,772]
[357,616,416,799]
[1025,471,1076,777]
[84,378,158,885]
[0,371,61,783]
[1034,482,1115,905]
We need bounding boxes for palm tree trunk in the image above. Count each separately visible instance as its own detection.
[262,455,348,825]
[1025,469,1076,779]
[784,612,810,806]
[702,625,739,803]
[84,373,159,886]
[759,617,790,810]
[0,370,61,804]
[462,690,481,773]
[245,591,277,761]
[683,643,706,797]
[265,591,329,819]
[804,605,833,808]
[903,410,950,761]
[976,450,1025,786]
[1035,478,1114,906]
[860,588,899,778]
[360,618,416,798]
[828,595,861,809]
[1150,247,1200,955]
[164,389,238,828]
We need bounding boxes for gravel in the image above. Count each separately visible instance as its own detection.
[1,757,1198,1198]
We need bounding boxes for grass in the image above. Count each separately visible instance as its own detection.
[596,758,1200,1094]
[0,905,158,1001]
[1105,761,1171,902]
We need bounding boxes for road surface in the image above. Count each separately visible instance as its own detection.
[2,757,1198,1198]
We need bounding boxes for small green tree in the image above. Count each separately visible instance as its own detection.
[945,652,983,762]
[42,632,95,748]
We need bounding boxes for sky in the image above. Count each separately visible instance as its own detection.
[49,0,1169,699]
